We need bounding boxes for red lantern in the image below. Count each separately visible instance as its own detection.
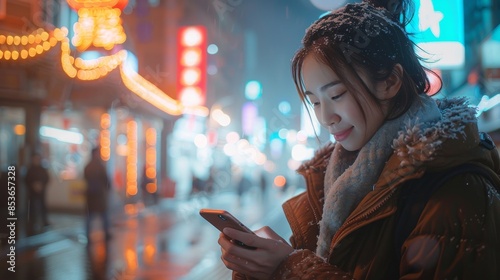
[66,0,128,11]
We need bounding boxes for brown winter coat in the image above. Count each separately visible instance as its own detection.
[234,99,500,279]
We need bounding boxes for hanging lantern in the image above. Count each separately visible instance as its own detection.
[67,0,128,52]
[66,0,128,11]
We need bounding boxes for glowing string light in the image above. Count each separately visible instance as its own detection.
[0,16,208,116]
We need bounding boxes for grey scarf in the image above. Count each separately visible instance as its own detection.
[316,95,442,258]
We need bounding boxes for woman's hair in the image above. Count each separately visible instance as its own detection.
[292,0,441,122]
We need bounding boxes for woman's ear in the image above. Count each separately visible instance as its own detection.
[380,63,403,99]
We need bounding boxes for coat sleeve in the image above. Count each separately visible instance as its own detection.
[232,250,353,280]
[269,144,354,279]
[399,172,500,279]
[270,249,353,279]
[270,192,354,279]
[232,143,352,280]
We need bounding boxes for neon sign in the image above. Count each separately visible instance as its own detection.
[408,0,464,69]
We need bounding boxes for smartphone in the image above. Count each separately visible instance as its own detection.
[199,208,257,249]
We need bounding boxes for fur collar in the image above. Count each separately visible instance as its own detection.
[392,97,477,168]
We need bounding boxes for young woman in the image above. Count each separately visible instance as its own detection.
[217,0,500,279]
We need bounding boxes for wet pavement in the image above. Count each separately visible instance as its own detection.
[0,187,294,280]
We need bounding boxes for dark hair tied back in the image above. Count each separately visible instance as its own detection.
[363,0,414,27]
[293,0,436,122]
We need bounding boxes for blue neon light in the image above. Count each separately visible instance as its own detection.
[408,0,465,69]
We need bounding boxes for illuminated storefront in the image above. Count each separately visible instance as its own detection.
[0,0,206,211]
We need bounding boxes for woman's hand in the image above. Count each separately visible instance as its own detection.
[218,226,294,279]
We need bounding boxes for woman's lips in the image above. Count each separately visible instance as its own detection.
[333,127,353,142]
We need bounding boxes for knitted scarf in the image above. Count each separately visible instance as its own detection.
[316,94,442,258]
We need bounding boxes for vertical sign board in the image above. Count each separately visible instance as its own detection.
[177,26,207,107]
[407,0,465,69]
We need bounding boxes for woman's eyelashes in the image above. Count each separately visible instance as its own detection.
[331,91,346,100]
[305,95,319,107]
[308,91,346,107]
[309,99,320,107]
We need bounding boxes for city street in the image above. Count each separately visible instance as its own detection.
[1,0,499,279]
[0,187,294,280]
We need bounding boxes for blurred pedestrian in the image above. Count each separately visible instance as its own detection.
[25,153,50,234]
[191,174,205,196]
[236,175,252,207]
[83,147,111,242]
[216,0,500,278]
[258,171,267,202]
[205,166,217,194]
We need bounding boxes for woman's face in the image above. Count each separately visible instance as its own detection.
[302,53,388,151]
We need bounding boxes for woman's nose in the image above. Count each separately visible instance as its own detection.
[321,107,340,127]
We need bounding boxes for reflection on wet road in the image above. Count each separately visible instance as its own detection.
[0,188,293,279]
